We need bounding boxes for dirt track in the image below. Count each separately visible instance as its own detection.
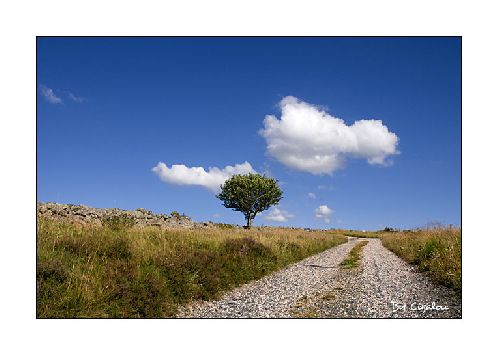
[177,238,461,318]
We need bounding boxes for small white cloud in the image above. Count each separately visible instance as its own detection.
[317,185,334,191]
[315,205,333,223]
[259,96,399,174]
[307,192,317,199]
[213,213,221,218]
[40,85,62,104]
[68,92,84,103]
[264,207,294,222]
[152,161,255,193]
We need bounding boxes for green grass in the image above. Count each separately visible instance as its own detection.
[101,214,135,231]
[37,218,347,318]
[340,240,369,269]
[380,228,461,290]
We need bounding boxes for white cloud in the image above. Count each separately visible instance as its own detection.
[213,213,221,218]
[317,185,333,190]
[40,85,62,104]
[68,92,84,103]
[264,207,294,222]
[259,96,399,174]
[152,161,255,193]
[315,205,333,223]
[307,192,317,199]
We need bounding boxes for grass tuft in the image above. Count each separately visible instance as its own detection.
[340,240,369,269]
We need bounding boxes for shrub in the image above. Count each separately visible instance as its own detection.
[170,211,184,219]
[101,214,135,231]
[214,223,235,229]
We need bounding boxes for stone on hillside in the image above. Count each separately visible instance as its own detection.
[37,202,198,230]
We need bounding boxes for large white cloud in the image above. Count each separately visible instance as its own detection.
[265,207,294,222]
[315,205,333,223]
[259,96,399,174]
[152,161,255,193]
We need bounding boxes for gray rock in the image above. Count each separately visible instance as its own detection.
[37,202,200,229]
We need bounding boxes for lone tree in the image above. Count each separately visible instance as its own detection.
[216,173,282,228]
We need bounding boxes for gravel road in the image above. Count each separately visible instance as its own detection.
[177,238,461,318]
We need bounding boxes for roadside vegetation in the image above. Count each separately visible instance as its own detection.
[380,228,461,290]
[340,240,369,269]
[37,218,347,318]
[331,229,381,238]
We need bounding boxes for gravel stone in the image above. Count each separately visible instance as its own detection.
[177,238,461,318]
[302,238,462,318]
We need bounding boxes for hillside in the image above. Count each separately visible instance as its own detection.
[37,202,204,229]
[36,208,347,318]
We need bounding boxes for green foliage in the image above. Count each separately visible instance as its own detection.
[216,173,283,228]
[419,237,441,260]
[170,211,183,219]
[101,214,135,231]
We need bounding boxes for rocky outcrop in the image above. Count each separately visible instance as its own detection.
[37,202,214,229]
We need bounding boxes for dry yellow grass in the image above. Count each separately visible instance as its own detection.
[329,229,380,238]
[380,228,461,290]
[37,218,347,318]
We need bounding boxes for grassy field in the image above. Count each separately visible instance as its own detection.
[330,229,381,239]
[37,218,347,318]
[380,228,461,290]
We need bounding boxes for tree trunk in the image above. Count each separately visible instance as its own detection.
[245,214,253,229]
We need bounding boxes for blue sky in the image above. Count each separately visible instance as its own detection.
[37,37,461,230]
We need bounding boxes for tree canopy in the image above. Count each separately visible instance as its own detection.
[216,173,282,228]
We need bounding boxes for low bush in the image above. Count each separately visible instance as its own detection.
[213,223,235,229]
[170,211,187,220]
[101,214,135,231]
